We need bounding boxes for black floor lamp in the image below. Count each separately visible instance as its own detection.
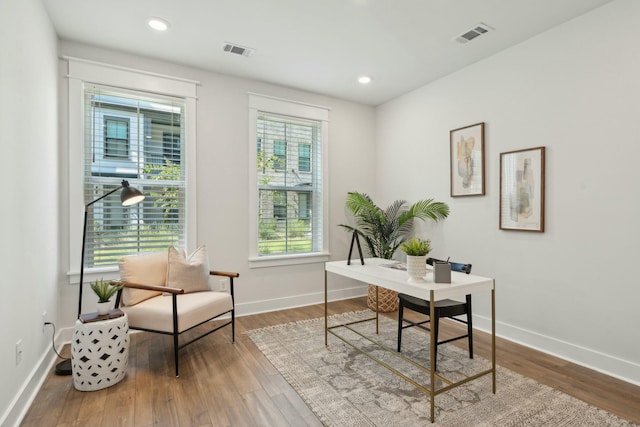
[56,180,145,375]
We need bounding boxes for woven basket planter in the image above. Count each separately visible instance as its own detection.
[366,285,398,312]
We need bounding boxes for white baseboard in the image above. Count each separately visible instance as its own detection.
[473,314,640,387]
[1,346,60,427]
[235,285,367,317]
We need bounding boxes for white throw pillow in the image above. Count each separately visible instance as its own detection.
[166,245,211,293]
[118,250,172,306]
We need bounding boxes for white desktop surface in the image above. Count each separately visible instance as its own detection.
[325,258,494,300]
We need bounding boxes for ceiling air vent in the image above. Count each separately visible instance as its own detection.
[453,23,494,44]
[222,42,255,57]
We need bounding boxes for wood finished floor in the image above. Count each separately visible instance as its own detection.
[21,297,640,426]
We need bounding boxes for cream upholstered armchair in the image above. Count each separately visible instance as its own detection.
[113,245,237,377]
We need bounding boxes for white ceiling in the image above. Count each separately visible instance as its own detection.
[43,0,614,106]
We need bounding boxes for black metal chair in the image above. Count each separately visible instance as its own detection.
[397,258,472,371]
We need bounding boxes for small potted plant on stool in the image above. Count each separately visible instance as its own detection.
[90,278,123,315]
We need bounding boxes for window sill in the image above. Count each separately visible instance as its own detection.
[67,266,120,285]
[248,252,330,269]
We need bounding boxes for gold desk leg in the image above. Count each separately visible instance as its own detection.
[324,270,328,346]
[430,289,436,423]
[492,286,496,393]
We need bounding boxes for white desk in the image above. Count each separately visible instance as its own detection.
[324,258,495,423]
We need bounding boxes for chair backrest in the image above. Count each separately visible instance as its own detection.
[427,257,472,274]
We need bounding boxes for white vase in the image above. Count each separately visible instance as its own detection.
[96,301,111,315]
[406,255,428,283]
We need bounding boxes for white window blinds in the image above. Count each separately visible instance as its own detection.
[256,113,323,256]
[83,85,186,266]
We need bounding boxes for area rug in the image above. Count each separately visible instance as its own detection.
[246,310,637,427]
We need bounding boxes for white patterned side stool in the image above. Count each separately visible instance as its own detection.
[71,309,129,391]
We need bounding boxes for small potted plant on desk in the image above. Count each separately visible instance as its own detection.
[401,237,431,283]
[90,278,124,315]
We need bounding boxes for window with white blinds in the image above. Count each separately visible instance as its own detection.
[83,85,186,267]
[251,96,328,262]
[256,113,322,256]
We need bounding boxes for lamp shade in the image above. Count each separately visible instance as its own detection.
[120,180,145,206]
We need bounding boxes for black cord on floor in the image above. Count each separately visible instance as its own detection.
[44,322,69,360]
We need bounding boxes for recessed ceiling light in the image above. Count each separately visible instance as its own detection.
[147,17,170,32]
[357,75,372,85]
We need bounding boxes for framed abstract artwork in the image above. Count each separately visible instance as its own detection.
[499,146,546,232]
[450,122,485,197]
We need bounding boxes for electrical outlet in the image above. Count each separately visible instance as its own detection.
[16,340,23,366]
[219,278,227,291]
[42,311,47,333]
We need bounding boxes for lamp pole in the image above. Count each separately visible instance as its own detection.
[56,180,144,375]
[77,184,121,318]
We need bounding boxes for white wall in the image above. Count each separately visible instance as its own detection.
[0,0,60,425]
[7,1,638,423]
[55,42,376,330]
[375,0,640,385]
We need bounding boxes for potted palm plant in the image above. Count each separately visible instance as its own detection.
[90,279,124,315]
[340,192,449,311]
[401,238,432,283]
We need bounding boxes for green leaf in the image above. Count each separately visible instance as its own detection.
[90,278,124,303]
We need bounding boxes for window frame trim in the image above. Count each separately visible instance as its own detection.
[67,57,199,284]
[248,93,330,268]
